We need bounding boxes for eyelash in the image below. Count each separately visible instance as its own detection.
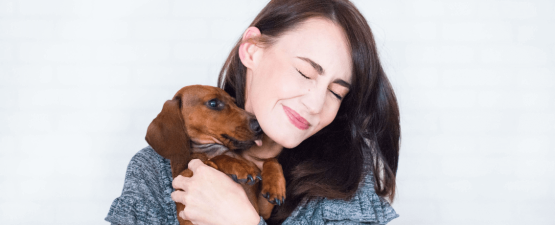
[330,90,342,100]
[296,68,342,100]
[296,68,310,79]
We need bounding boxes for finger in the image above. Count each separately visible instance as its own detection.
[179,210,186,220]
[187,159,205,172]
[171,190,186,204]
[180,209,194,222]
[172,175,191,191]
[180,210,199,225]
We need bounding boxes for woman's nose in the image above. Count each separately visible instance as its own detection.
[301,87,326,114]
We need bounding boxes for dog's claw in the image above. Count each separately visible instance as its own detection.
[256,174,262,181]
[247,175,254,184]
[230,174,238,182]
[249,179,257,185]
[262,192,282,206]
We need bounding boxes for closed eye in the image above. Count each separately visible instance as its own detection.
[329,90,342,100]
[296,68,310,79]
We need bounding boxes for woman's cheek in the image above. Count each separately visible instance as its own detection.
[322,104,339,125]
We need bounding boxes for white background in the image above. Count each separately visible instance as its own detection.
[0,0,554,224]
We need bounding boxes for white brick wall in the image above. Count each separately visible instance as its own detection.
[0,0,554,224]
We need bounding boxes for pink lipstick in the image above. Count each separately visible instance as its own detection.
[282,105,310,130]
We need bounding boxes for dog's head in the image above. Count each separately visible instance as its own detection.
[146,85,263,161]
[177,85,262,149]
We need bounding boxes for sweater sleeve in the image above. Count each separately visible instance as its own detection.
[258,216,268,225]
[105,146,179,225]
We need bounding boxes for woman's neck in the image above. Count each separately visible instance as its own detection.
[241,134,283,170]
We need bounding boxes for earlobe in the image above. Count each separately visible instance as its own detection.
[238,27,262,69]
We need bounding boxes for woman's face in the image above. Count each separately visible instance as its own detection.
[243,18,352,148]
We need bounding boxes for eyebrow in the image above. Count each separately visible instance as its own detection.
[333,79,351,90]
[296,56,351,90]
[297,56,324,75]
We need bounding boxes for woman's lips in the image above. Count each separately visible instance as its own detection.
[282,105,310,130]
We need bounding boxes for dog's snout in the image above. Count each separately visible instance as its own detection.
[249,119,262,134]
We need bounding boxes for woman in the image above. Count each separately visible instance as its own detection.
[106,0,400,224]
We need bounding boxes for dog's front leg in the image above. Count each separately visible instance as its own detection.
[260,158,286,206]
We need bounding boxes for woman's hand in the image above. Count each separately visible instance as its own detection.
[171,159,261,225]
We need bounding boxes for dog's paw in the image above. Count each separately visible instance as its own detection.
[210,155,261,185]
[260,170,286,205]
[260,158,286,206]
[229,173,261,185]
[227,162,261,185]
[261,177,286,206]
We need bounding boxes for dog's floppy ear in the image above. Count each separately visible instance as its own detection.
[146,96,191,178]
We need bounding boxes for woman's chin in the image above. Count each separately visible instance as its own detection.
[275,137,303,149]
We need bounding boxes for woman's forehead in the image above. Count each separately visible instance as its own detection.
[272,18,353,81]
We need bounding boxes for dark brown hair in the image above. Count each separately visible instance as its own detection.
[217,0,400,223]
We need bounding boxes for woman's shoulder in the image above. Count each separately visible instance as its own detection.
[128,146,170,171]
[117,146,173,186]
[283,172,399,224]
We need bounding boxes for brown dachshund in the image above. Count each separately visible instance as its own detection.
[145,85,286,224]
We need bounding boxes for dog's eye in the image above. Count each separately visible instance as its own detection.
[206,99,224,110]
[208,100,217,107]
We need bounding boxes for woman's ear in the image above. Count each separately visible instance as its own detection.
[238,27,262,69]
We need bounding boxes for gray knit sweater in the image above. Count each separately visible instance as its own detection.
[105,146,398,225]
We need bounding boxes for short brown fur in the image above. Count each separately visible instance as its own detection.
[145,85,286,224]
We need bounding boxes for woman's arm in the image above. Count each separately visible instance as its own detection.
[105,146,179,225]
[170,161,398,225]
[171,159,261,225]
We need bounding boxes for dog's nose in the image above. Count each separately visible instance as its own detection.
[249,119,262,134]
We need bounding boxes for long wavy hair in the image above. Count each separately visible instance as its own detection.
[217,0,400,223]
